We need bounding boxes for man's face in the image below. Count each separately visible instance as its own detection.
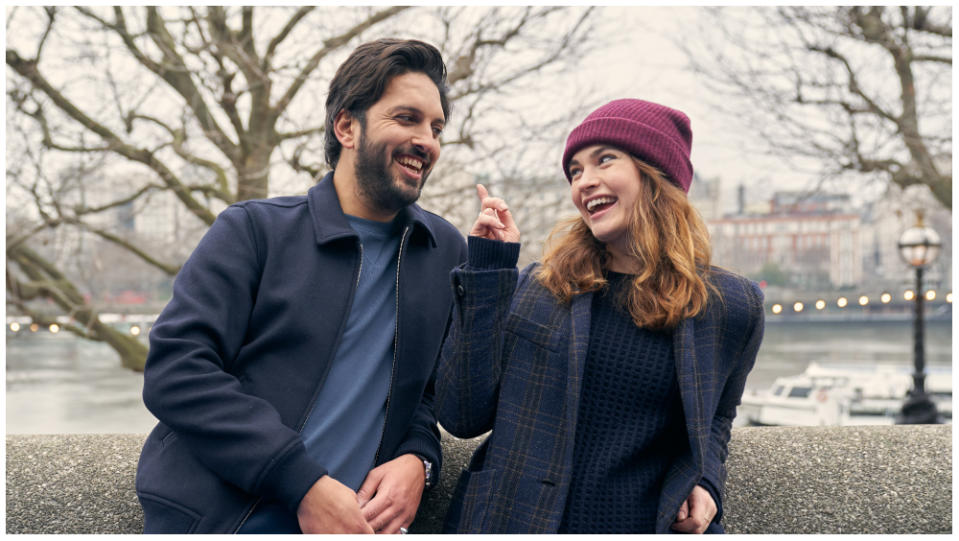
[352,72,445,213]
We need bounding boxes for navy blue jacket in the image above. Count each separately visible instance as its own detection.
[136,173,467,533]
[436,239,764,533]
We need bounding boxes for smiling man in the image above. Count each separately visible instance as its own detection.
[135,39,467,534]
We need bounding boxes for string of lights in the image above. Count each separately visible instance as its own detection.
[767,288,953,315]
[8,286,954,333]
[8,318,150,335]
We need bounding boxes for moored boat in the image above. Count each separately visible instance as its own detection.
[738,362,952,426]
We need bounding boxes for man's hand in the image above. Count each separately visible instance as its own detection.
[670,484,718,534]
[356,454,426,534]
[296,475,374,534]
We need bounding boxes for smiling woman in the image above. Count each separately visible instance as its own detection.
[567,146,643,266]
[542,100,711,330]
[434,98,765,534]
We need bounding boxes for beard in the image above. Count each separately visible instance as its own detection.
[353,127,431,214]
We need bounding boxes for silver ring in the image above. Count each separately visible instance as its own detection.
[399,527,409,535]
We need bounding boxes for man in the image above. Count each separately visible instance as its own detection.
[135,38,466,534]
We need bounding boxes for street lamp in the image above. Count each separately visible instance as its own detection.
[895,211,941,424]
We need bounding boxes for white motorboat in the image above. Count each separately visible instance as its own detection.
[738,362,952,426]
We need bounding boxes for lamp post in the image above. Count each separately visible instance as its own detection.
[895,211,942,424]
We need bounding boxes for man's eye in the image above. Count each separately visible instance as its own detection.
[432,126,444,137]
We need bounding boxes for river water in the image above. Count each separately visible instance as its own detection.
[5,319,953,434]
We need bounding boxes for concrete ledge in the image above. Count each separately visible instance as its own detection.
[6,426,951,534]
[722,426,951,534]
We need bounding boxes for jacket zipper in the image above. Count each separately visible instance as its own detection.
[233,239,365,533]
[372,225,409,466]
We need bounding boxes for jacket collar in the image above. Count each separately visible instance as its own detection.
[566,290,593,413]
[307,171,439,247]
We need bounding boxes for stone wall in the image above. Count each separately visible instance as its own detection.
[6,425,951,534]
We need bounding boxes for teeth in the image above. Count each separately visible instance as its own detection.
[397,156,423,171]
[586,196,615,212]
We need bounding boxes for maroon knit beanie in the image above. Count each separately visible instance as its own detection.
[562,99,693,193]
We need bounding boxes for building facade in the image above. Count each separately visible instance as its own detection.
[708,192,863,289]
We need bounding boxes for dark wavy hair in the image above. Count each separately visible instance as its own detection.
[324,38,450,169]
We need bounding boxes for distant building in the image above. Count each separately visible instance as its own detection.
[708,190,863,289]
[688,172,723,221]
[769,191,851,214]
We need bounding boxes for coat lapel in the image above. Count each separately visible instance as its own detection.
[652,316,710,533]
[673,316,707,472]
[565,292,593,433]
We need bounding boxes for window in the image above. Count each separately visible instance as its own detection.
[787,386,812,398]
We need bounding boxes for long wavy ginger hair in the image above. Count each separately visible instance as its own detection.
[536,158,716,330]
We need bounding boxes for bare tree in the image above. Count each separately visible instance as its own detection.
[681,6,951,209]
[6,6,597,370]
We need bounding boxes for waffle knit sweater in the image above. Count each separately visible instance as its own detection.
[558,272,687,533]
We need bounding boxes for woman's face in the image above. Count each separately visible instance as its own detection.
[567,144,642,253]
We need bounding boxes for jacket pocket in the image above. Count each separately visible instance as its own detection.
[502,474,562,533]
[138,493,202,534]
[505,314,560,352]
[448,468,496,533]
[159,426,177,447]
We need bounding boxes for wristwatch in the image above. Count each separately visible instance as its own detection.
[416,455,433,489]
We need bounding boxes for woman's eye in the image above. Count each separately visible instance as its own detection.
[599,154,615,164]
[569,168,582,179]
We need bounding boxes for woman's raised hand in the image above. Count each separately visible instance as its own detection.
[468,184,520,243]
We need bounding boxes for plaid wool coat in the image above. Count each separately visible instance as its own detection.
[435,241,765,534]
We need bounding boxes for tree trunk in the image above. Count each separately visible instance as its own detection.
[236,146,273,202]
[95,323,149,372]
[8,245,150,371]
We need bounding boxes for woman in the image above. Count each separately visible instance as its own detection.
[435,99,764,534]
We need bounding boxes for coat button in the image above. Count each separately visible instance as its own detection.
[456,284,465,296]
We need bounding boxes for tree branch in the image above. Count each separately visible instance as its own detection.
[684,6,951,208]
[6,48,219,225]
[906,6,952,37]
[271,6,409,119]
[911,54,951,64]
[66,219,183,276]
[73,183,164,215]
[450,8,593,100]
[8,244,148,370]
[276,126,324,141]
[143,7,241,162]
[264,7,314,69]
[35,7,57,59]
[808,45,899,124]
[206,7,267,93]
[76,7,240,165]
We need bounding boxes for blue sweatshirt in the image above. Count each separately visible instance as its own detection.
[239,215,402,533]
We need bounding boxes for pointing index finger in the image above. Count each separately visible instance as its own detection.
[475,183,489,203]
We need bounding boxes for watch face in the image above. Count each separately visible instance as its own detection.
[422,459,433,487]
